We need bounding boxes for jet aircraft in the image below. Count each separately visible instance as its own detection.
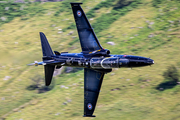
[28,2,154,117]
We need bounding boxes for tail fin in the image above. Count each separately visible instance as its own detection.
[44,65,55,86]
[40,32,55,86]
[40,32,54,57]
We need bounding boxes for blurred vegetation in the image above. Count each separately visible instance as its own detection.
[152,0,163,7]
[0,2,48,25]
[86,0,116,18]
[0,0,180,119]
[54,0,72,16]
[156,65,180,91]
[26,74,54,93]
[163,65,179,83]
[93,0,142,34]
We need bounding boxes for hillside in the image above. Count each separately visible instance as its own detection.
[0,0,180,120]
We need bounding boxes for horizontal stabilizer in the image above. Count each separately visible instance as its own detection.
[44,65,55,86]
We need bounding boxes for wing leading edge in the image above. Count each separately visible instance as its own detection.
[70,2,103,52]
[84,68,105,117]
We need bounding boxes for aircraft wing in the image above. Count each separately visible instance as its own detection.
[83,68,105,117]
[70,3,103,52]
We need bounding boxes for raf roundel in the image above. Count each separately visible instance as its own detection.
[77,10,82,17]
[87,103,93,110]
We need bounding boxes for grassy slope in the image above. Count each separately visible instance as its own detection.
[0,0,180,120]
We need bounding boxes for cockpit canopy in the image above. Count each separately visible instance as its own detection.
[90,57,119,69]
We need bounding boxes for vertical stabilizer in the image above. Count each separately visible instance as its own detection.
[40,32,55,86]
[40,32,54,57]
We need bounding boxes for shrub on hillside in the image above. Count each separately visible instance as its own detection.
[152,0,163,7]
[27,74,54,93]
[114,0,134,9]
[163,65,179,83]
[86,0,116,18]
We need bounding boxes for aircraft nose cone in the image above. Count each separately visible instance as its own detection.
[147,58,154,65]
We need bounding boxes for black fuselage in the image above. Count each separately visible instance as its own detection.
[43,52,154,71]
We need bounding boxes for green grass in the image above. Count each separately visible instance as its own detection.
[0,0,180,119]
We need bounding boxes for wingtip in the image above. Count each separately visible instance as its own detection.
[39,32,44,35]
[39,32,46,38]
[83,115,96,117]
[70,2,83,5]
